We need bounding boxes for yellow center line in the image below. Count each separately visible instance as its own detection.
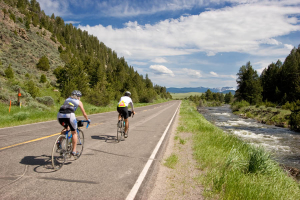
[0,123,102,151]
[0,133,60,151]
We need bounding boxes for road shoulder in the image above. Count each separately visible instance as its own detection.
[148,112,204,199]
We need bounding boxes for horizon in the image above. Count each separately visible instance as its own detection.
[38,0,300,89]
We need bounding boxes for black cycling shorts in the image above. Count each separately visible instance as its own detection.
[58,117,76,131]
[117,106,129,119]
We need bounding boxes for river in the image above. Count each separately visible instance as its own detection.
[199,105,300,171]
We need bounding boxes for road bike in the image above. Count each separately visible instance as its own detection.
[117,111,133,142]
[51,120,90,170]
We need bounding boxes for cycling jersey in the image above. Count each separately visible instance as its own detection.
[117,96,134,109]
[59,97,80,114]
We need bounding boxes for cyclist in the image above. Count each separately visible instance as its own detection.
[117,91,135,138]
[57,90,90,156]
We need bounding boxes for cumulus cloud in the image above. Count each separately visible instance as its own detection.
[210,71,218,77]
[182,68,202,78]
[151,58,168,63]
[78,1,300,60]
[150,65,175,76]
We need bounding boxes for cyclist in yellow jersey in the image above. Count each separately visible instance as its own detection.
[117,91,135,138]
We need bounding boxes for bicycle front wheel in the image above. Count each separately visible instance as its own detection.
[51,135,66,170]
[117,121,123,142]
[75,129,84,159]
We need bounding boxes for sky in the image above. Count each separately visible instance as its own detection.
[38,0,300,89]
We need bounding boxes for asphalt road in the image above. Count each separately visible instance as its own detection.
[0,100,181,200]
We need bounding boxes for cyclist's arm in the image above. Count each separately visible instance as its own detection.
[78,101,88,120]
[129,101,135,114]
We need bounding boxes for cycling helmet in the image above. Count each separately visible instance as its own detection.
[124,91,131,96]
[71,90,82,97]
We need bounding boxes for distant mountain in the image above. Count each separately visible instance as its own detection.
[167,87,236,94]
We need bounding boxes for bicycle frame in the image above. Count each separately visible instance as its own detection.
[52,120,90,170]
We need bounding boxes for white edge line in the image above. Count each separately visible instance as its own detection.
[126,101,181,200]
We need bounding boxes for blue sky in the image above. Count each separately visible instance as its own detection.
[39,0,300,89]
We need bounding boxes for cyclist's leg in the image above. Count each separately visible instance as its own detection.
[124,118,129,133]
[69,113,78,153]
[117,107,122,121]
[71,130,77,153]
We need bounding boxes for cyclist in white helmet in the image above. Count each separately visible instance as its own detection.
[57,90,90,156]
[117,91,135,138]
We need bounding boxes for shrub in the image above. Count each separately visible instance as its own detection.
[25,80,40,98]
[289,101,300,131]
[231,100,250,112]
[5,64,14,79]
[282,101,295,110]
[9,13,16,22]
[35,96,54,106]
[36,55,50,71]
[0,69,5,76]
[50,34,56,43]
[25,20,30,30]
[40,74,47,83]
[85,83,110,106]
[264,101,276,108]
[27,101,49,111]
[13,112,29,121]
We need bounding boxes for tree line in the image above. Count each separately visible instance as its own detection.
[188,89,234,107]
[2,0,172,106]
[234,45,300,130]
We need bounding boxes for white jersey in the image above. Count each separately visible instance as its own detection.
[118,96,133,109]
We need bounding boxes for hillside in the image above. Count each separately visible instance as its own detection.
[0,0,171,110]
[0,1,64,105]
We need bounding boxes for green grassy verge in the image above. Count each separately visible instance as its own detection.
[0,97,170,128]
[232,104,291,127]
[171,92,202,99]
[178,100,300,199]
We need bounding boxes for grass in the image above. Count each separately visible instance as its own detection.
[171,92,202,99]
[178,100,300,199]
[164,153,179,169]
[0,97,171,128]
[233,105,291,127]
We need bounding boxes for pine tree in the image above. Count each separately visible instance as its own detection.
[235,62,262,105]
[36,55,50,71]
[5,64,14,79]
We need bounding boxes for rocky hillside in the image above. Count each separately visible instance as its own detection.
[0,1,65,105]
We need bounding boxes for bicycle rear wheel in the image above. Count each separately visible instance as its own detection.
[52,135,66,170]
[75,129,84,159]
[117,120,124,142]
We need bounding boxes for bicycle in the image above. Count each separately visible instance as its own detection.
[51,120,90,170]
[117,111,133,142]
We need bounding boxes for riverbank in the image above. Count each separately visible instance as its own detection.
[232,104,291,128]
[153,100,300,199]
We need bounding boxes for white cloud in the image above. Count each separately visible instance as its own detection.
[182,68,202,78]
[38,0,70,17]
[78,2,300,60]
[151,58,168,63]
[284,44,295,50]
[210,71,218,77]
[130,61,148,65]
[149,65,175,77]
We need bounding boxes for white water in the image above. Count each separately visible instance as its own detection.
[200,105,300,169]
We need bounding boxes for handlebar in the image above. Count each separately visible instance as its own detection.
[79,120,90,128]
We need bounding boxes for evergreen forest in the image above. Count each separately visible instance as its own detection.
[234,45,300,130]
[0,0,172,107]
